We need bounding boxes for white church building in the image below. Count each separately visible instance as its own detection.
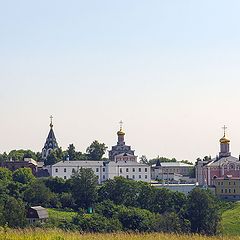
[49,122,151,183]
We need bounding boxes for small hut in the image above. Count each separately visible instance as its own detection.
[26,206,49,224]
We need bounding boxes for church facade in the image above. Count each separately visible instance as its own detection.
[196,127,240,186]
[108,122,137,161]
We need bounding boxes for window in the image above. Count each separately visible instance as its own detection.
[132,175,135,179]
[72,168,75,173]
[133,168,135,172]
[96,168,99,172]
[103,175,105,179]
[64,168,66,172]
[229,189,231,193]
[126,175,129,179]
[120,168,122,173]
[234,182,236,185]
[229,182,231,185]
[64,176,66,179]
[218,182,220,185]
[221,189,223,193]
[225,189,227,193]
[145,175,147,179]
[234,189,236,193]
[139,175,141,179]
[139,168,141,172]
[103,168,105,172]
[145,168,148,172]
[55,168,58,173]
[126,168,129,172]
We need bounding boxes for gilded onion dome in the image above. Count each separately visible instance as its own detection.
[117,128,125,136]
[220,135,230,144]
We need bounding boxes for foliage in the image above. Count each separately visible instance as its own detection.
[43,147,64,165]
[187,188,221,235]
[12,168,35,184]
[73,213,122,232]
[0,168,12,182]
[24,180,54,207]
[8,149,37,161]
[0,196,26,227]
[70,168,98,209]
[86,140,108,160]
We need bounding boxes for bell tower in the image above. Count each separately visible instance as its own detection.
[41,115,59,160]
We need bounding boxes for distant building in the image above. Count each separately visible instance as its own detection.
[0,158,38,175]
[108,121,136,161]
[50,122,150,183]
[196,126,240,186]
[26,206,48,224]
[212,175,240,200]
[41,116,58,160]
[151,183,197,195]
[51,160,151,183]
[151,160,194,182]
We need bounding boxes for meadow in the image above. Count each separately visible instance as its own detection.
[0,229,239,240]
[221,202,240,236]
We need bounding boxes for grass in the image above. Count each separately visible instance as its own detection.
[0,229,239,240]
[221,202,240,236]
[47,208,78,222]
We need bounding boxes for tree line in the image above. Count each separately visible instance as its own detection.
[0,166,221,235]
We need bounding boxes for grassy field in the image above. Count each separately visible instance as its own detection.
[221,202,240,236]
[0,229,239,240]
[47,208,78,222]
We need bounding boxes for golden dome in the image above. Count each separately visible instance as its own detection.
[117,127,125,135]
[220,135,230,144]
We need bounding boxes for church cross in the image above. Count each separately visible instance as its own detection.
[119,120,123,130]
[50,115,53,128]
[222,125,227,136]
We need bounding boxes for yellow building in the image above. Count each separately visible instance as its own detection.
[212,175,240,200]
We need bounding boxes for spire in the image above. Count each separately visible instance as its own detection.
[42,116,58,160]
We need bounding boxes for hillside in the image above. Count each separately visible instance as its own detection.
[222,202,240,235]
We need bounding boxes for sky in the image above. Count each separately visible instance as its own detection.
[1,0,240,162]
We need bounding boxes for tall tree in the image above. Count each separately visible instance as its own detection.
[186,188,220,235]
[70,168,98,209]
[12,168,35,184]
[86,140,107,160]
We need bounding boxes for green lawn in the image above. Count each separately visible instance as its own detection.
[221,202,240,235]
[47,208,78,222]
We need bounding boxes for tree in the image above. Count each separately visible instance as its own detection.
[24,180,54,207]
[2,196,26,227]
[186,188,220,235]
[98,177,139,206]
[70,168,98,209]
[0,152,8,162]
[86,140,107,160]
[12,168,35,184]
[8,149,37,161]
[67,144,76,160]
[0,167,12,182]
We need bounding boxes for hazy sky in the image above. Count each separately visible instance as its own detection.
[1,0,240,162]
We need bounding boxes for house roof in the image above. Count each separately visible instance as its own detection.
[207,156,239,167]
[153,162,193,167]
[29,206,48,219]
